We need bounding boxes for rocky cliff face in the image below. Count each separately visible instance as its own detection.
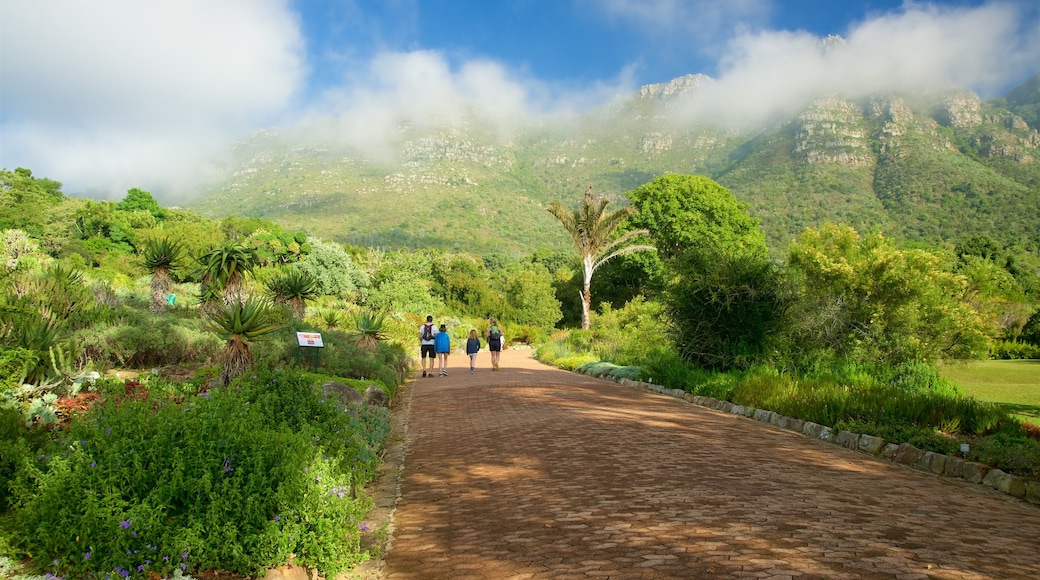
[794,96,872,166]
[637,74,710,101]
[194,73,1040,254]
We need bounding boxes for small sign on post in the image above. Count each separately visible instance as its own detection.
[294,332,324,371]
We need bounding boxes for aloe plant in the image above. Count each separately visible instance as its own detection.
[195,243,256,308]
[320,308,343,329]
[265,268,318,320]
[351,311,387,349]
[204,296,282,386]
[142,237,183,313]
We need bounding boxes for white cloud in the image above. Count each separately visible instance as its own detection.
[670,2,1035,127]
[0,0,304,199]
[1,0,1035,201]
[298,50,634,157]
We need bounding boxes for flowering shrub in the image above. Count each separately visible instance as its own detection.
[8,366,389,578]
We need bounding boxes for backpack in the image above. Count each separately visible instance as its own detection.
[488,325,501,340]
[421,323,435,341]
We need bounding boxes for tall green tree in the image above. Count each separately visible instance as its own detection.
[547,185,654,329]
[116,187,165,220]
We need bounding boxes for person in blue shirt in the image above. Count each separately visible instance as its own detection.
[435,324,451,377]
[465,329,481,374]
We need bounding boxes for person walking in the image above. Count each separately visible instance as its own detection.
[486,318,503,371]
[418,315,437,377]
[435,323,451,377]
[465,329,481,374]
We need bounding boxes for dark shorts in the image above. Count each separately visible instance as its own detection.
[421,344,436,358]
[488,340,502,352]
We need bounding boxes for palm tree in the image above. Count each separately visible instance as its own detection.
[547,185,654,329]
[196,243,256,309]
[142,237,183,313]
[265,269,318,320]
[204,296,282,386]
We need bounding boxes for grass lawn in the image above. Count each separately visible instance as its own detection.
[940,359,1040,427]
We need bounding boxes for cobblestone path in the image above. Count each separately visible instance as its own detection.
[367,350,1040,579]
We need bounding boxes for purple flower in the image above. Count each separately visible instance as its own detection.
[119,520,131,529]
[181,563,188,570]
[182,551,189,559]
[137,565,144,572]
[223,457,232,472]
[83,552,91,559]
[90,461,96,468]
[360,524,370,532]
[106,428,111,435]
[274,515,281,521]
[115,566,129,578]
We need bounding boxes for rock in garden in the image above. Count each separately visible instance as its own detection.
[322,381,363,406]
[365,385,389,407]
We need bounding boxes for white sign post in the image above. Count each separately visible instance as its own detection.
[294,332,324,370]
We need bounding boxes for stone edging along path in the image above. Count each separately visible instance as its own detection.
[589,372,1040,507]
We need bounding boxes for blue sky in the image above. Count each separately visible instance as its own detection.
[1,0,1038,199]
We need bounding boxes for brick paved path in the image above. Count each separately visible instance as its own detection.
[372,350,1040,579]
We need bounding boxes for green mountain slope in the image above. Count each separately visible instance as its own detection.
[192,75,1040,254]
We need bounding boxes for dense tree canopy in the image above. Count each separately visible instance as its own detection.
[626,174,767,261]
[786,224,989,365]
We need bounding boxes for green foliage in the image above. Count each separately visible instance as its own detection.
[75,315,222,368]
[204,297,283,386]
[547,185,654,328]
[7,367,387,578]
[350,312,388,349]
[116,188,166,220]
[141,237,183,272]
[666,248,790,371]
[989,340,1040,360]
[588,297,669,366]
[0,406,51,511]
[317,335,407,393]
[296,241,369,300]
[195,243,256,307]
[0,168,64,238]
[265,268,319,320]
[365,269,443,316]
[626,174,767,261]
[785,224,990,366]
[141,237,184,312]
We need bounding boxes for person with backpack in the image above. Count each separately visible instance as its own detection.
[435,324,451,377]
[418,315,437,377]
[486,318,503,371]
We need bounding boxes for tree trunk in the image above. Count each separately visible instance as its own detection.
[580,280,592,330]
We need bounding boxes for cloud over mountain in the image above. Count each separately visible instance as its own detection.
[0,0,1035,200]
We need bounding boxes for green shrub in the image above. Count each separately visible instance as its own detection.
[552,354,598,371]
[577,361,619,377]
[990,339,1040,360]
[0,407,51,511]
[9,366,388,579]
[606,366,643,381]
[75,316,222,369]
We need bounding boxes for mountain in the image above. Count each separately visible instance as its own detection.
[191,74,1040,255]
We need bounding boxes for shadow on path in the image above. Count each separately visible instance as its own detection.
[361,349,1040,579]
